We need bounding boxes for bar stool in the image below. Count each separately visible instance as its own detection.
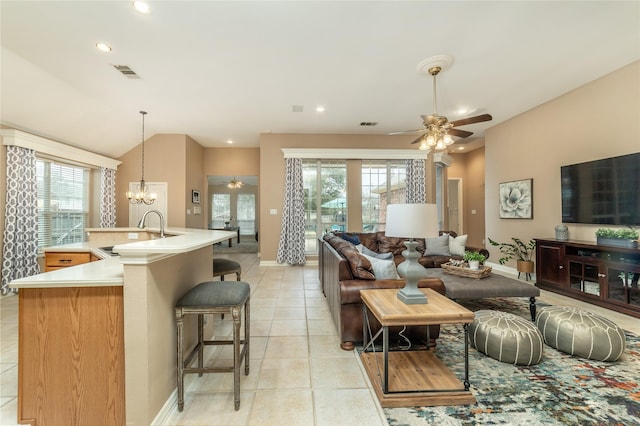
[213,258,241,281]
[175,281,250,411]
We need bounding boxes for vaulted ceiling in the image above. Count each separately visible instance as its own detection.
[1,1,638,158]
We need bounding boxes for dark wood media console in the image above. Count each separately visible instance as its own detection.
[535,238,640,318]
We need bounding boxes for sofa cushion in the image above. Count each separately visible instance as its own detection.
[324,235,375,280]
[356,244,393,260]
[360,252,400,279]
[449,234,468,256]
[425,233,450,256]
[340,233,361,245]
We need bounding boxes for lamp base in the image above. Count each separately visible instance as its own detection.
[397,286,428,304]
[396,240,428,305]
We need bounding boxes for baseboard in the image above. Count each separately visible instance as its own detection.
[485,262,537,283]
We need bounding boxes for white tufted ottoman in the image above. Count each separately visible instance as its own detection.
[469,310,544,365]
[535,306,626,361]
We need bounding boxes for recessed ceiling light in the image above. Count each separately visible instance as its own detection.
[96,42,112,52]
[315,106,325,113]
[227,140,233,144]
[457,146,465,150]
[133,1,151,14]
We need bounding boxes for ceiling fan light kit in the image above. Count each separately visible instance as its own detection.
[391,54,493,151]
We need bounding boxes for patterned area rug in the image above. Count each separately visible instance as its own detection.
[385,298,640,426]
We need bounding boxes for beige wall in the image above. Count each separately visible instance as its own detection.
[449,147,486,248]
[258,133,429,262]
[485,60,640,268]
[185,136,205,229]
[116,134,189,228]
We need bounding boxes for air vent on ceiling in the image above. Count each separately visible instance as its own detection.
[292,105,304,113]
[113,65,140,79]
[360,122,378,126]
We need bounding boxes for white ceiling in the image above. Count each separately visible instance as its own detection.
[1,1,638,159]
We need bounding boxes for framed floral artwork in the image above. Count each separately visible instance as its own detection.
[499,178,533,219]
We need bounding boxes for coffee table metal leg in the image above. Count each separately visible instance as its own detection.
[383,325,389,394]
[463,323,470,391]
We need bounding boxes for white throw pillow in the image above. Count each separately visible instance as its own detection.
[449,234,468,256]
[361,253,400,279]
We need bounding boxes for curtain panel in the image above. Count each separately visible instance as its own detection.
[99,167,117,228]
[2,145,40,294]
[276,158,306,265]
[405,159,426,203]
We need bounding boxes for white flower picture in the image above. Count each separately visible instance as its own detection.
[499,179,533,219]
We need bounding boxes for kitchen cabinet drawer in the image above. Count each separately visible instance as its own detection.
[45,252,91,271]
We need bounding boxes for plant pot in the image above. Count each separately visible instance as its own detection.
[517,260,534,273]
[469,260,480,270]
[596,237,638,249]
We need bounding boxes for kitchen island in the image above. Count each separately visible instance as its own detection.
[10,227,236,426]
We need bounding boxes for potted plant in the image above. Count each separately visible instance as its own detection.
[595,227,639,249]
[488,237,536,274]
[463,251,486,270]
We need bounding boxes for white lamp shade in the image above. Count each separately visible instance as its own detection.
[385,203,439,239]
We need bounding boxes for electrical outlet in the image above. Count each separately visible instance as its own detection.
[128,233,139,239]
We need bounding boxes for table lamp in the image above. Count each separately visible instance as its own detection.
[385,203,439,304]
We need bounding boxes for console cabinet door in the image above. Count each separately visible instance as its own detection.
[605,263,640,309]
[536,242,566,287]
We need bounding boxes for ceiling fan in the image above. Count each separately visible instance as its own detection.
[225,177,243,189]
[389,55,492,150]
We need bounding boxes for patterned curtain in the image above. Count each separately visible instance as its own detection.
[2,146,40,294]
[276,157,306,265]
[99,167,117,228]
[405,159,426,203]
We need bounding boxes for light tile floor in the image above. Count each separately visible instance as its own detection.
[1,253,639,426]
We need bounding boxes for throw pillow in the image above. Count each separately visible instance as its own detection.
[356,244,394,260]
[425,233,451,256]
[361,252,400,280]
[340,233,361,245]
[449,234,468,256]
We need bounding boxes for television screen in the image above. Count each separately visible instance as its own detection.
[561,152,640,226]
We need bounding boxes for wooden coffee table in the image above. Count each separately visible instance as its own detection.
[360,288,476,408]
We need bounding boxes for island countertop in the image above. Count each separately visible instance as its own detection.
[9,227,236,289]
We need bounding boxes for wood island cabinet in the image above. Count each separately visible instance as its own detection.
[535,238,640,318]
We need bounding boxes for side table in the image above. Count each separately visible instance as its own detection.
[360,288,476,408]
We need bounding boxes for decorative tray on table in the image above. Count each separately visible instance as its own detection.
[441,261,492,279]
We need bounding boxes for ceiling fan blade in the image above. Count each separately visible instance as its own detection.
[410,134,425,145]
[450,114,493,127]
[386,129,426,135]
[448,128,474,138]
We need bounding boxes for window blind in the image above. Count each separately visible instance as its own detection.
[36,158,89,249]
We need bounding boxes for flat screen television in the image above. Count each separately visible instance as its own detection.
[561,152,640,226]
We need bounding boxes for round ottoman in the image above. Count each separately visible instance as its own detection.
[469,310,544,365]
[535,306,626,362]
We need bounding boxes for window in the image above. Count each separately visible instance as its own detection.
[211,193,231,228]
[237,193,256,235]
[36,158,89,250]
[303,160,346,253]
[361,160,406,232]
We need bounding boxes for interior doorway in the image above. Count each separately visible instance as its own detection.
[447,178,463,235]
[207,175,259,253]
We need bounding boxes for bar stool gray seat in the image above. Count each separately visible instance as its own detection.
[213,258,241,281]
[175,281,250,411]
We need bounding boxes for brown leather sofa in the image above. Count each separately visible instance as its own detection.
[319,231,489,350]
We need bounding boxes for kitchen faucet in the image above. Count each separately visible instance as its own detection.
[137,209,165,238]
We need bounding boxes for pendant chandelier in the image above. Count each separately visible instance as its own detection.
[126,111,157,205]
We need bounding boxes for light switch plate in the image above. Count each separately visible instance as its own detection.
[270,209,278,215]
